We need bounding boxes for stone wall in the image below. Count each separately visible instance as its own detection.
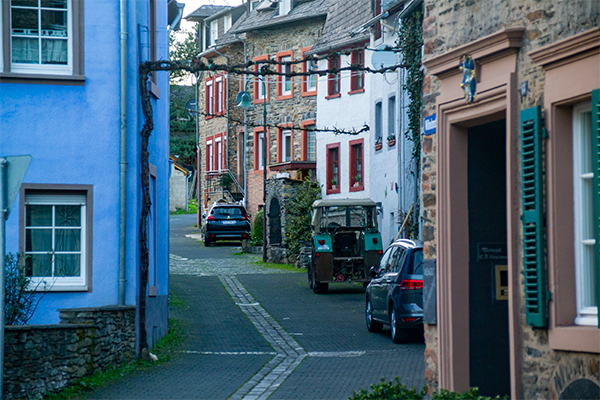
[420,0,600,395]
[265,176,304,264]
[4,306,136,400]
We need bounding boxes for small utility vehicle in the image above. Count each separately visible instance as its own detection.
[308,198,383,293]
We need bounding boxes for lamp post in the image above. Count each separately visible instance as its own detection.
[237,75,268,262]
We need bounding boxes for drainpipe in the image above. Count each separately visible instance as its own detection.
[243,39,248,207]
[118,0,128,306]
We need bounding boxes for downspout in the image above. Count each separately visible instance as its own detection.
[118,0,128,306]
[243,39,248,207]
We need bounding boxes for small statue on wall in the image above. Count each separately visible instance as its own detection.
[460,55,477,103]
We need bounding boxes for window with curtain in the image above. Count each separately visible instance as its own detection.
[10,0,72,74]
[24,191,88,291]
[572,102,597,326]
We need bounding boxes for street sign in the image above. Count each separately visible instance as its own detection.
[424,114,436,135]
[3,155,31,218]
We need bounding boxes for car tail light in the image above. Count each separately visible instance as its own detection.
[402,317,418,322]
[373,238,378,244]
[319,239,325,245]
[378,250,382,255]
[207,215,216,221]
[315,252,320,257]
[399,279,423,290]
[242,215,249,220]
[210,234,215,238]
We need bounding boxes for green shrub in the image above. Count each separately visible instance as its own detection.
[251,209,264,246]
[349,379,507,400]
[284,177,321,259]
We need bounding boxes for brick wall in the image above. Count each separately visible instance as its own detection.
[4,306,136,399]
[420,0,600,395]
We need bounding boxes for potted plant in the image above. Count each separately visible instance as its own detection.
[353,174,362,187]
[331,178,338,190]
[375,137,383,150]
[387,135,396,146]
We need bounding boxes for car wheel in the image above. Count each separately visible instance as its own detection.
[366,298,383,333]
[313,282,328,294]
[390,307,409,344]
[204,236,211,247]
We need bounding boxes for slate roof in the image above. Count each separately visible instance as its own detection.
[185,5,230,21]
[231,0,330,34]
[308,0,373,55]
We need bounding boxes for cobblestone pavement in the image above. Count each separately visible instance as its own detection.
[81,214,426,400]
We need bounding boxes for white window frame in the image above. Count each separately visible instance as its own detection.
[207,140,213,171]
[209,19,218,46]
[224,14,232,32]
[572,101,597,326]
[280,56,292,96]
[257,71,266,101]
[24,193,87,291]
[278,0,291,16]
[282,129,292,162]
[206,79,214,115]
[10,0,74,75]
[215,75,223,114]
[258,132,265,170]
[307,59,317,92]
[215,137,223,171]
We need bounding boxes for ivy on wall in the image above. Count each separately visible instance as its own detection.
[397,8,423,238]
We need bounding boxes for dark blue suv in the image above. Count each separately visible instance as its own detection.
[365,239,424,343]
[201,203,251,247]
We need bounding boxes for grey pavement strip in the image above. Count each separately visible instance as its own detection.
[169,254,295,276]
[179,351,278,356]
[220,275,308,400]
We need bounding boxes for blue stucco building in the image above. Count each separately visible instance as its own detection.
[0,0,177,350]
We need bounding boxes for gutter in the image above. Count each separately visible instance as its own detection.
[399,0,422,19]
[118,0,128,305]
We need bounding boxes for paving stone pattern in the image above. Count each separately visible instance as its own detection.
[82,215,425,399]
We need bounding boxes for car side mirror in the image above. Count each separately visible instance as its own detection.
[369,266,377,278]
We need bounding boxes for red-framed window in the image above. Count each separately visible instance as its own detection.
[253,55,270,104]
[214,74,226,115]
[276,124,294,163]
[301,119,316,161]
[350,50,365,94]
[205,77,214,119]
[253,127,270,171]
[301,47,317,97]
[276,50,294,100]
[327,54,340,99]
[205,136,214,171]
[349,138,364,192]
[326,143,341,194]
[374,0,382,40]
[214,134,223,171]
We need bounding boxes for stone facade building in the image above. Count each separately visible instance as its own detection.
[188,5,247,217]
[228,0,329,252]
[419,0,600,398]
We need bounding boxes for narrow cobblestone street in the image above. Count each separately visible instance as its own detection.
[81,215,425,399]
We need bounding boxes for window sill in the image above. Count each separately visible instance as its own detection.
[548,325,600,353]
[326,187,341,195]
[348,88,365,95]
[349,184,364,192]
[301,90,317,97]
[276,93,294,101]
[0,73,86,85]
[30,284,89,292]
[253,98,268,105]
[325,93,341,100]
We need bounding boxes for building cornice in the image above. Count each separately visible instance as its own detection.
[529,27,600,70]
[423,26,525,77]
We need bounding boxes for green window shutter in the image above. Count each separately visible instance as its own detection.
[520,105,547,328]
[592,88,600,329]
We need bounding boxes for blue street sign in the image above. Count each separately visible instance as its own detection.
[424,114,436,135]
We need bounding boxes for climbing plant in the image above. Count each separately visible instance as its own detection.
[284,176,321,259]
[398,8,423,238]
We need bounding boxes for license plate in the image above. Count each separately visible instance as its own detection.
[221,220,236,225]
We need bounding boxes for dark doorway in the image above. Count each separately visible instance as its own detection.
[269,197,282,245]
[467,119,510,397]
